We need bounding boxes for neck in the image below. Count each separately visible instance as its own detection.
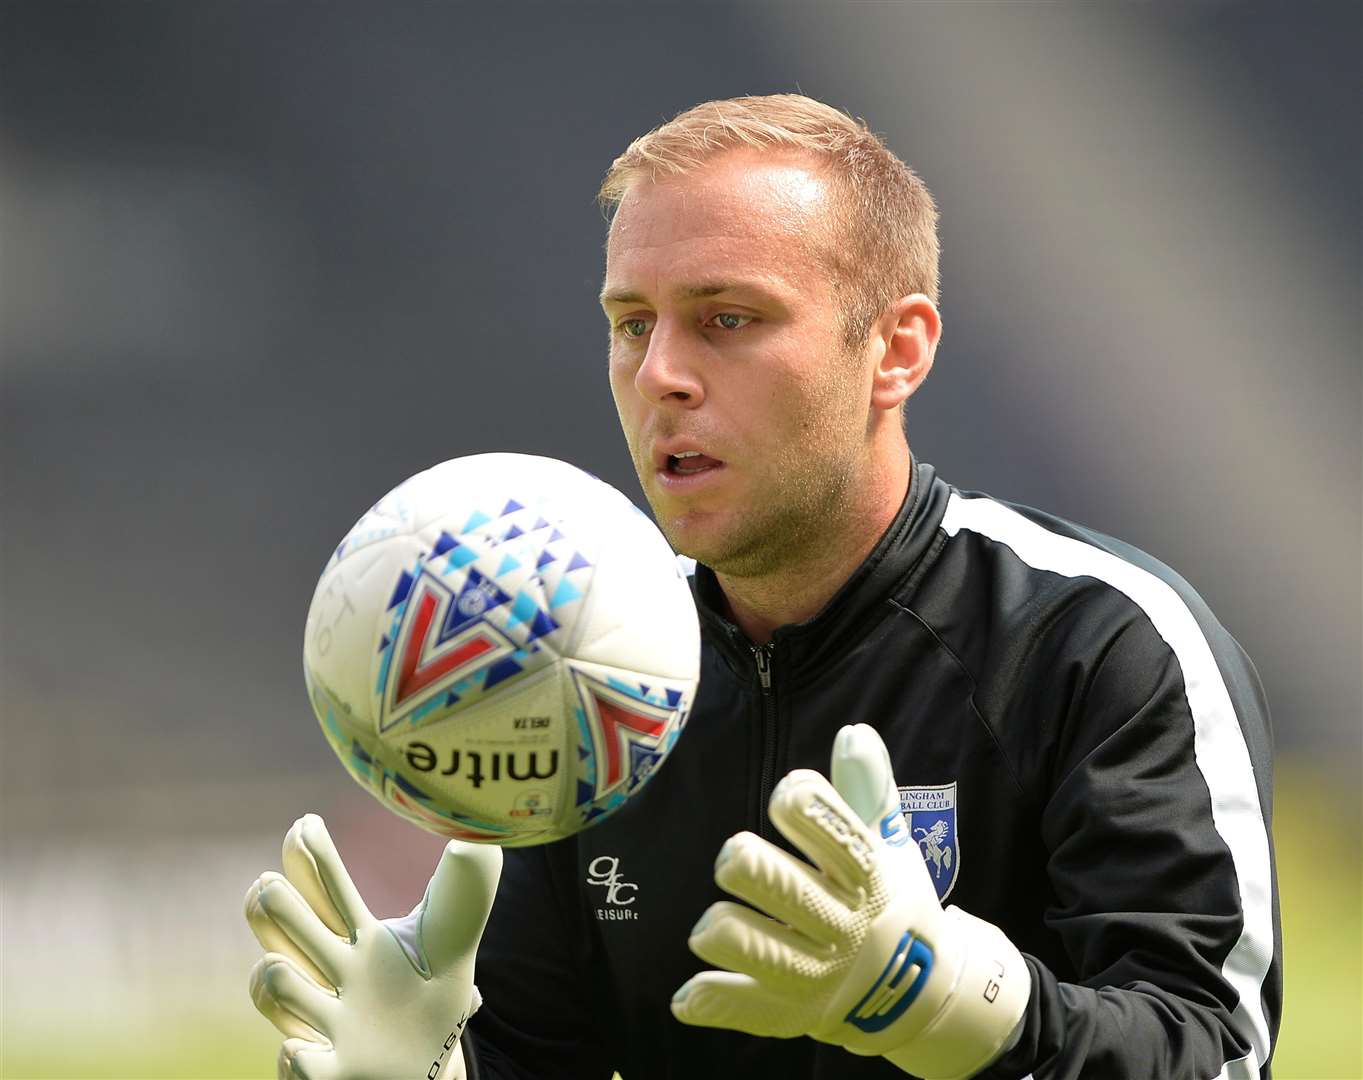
[716,446,912,645]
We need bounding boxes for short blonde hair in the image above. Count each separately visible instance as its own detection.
[599,94,939,343]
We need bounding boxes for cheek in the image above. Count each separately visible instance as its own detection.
[769,364,831,426]
[607,371,645,446]
[606,353,632,409]
[778,372,861,448]
[608,341,647,394]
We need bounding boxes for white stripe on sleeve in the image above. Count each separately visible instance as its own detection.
[940,494,1274,1077]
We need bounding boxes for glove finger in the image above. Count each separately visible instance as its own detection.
[250,952,339,1041]
[248,955,321,1043]
[830,728,946,903]
[712,832,855,945]
[687,899,833,985]
[423,839,503,969]
[245,873,342,991]
[767,768,878,897]
[282,814,373,938]
[830,723,905,839]
[278,1038,339,1080]
[670,969,814,1038]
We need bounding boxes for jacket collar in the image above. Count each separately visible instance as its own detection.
[693,459,949,683]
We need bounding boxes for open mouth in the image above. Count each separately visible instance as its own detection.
[666,451,724,476]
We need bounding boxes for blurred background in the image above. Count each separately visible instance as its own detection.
[1,2,1358,1077]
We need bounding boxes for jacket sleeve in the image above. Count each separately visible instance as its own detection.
[980,601,1281,1080]
[466,840,616,1080]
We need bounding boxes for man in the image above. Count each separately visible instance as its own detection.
[246,95,1281,1079]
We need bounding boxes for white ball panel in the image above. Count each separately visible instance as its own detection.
[570,498,700,681]
[304,533,423,728]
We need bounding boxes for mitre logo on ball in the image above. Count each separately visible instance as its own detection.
[303,453,701,847]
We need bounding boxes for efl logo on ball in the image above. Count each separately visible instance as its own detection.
[303,453,700,846]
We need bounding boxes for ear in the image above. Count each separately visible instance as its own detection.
[869,294,940,412]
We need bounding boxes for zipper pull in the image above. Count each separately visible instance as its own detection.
[753,644,772,690]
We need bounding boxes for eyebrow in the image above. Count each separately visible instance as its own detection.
[598,281,772,307]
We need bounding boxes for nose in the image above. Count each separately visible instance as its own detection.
[634,320,704,409]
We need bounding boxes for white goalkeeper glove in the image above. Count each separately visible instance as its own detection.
[671,724,1029,1079]
[244,813,501,1080]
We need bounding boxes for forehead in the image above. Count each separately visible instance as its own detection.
[604,151,835,296]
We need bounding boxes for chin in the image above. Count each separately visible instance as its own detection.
[655,518,705,560]
[667,523,772,578]
[646,494,761,572]
[653,512,723,565]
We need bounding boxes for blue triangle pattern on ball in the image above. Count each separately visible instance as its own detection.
[628,742,664,792]
[411,695,445,724]
[482,656,524,690]
[461,509,492,534]
[505,591,540,629]
[386,571,415,611]
[526,609,559,641]
[549,577,581,609]
[443,543,478,573]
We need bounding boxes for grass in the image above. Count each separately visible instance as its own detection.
[1270,762,1363,1078]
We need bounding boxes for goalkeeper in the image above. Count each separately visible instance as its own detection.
[246,94,1281,1079]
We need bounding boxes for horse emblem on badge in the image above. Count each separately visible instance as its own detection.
[897,782,959,901]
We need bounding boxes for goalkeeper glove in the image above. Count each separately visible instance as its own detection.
[244,813,501,1080]
[671,724,1029,1079]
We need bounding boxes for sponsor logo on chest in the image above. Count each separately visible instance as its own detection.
[586,854,639,921]
[898,781,960,901]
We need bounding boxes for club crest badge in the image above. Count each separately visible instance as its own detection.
[898,782,959,901]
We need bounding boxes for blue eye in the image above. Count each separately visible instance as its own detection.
[712,313,752,330]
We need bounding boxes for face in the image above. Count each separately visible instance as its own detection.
[602,150,875,577]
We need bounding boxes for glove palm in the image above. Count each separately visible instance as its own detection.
[245,814,501,1080]
[672,725,1028,1080]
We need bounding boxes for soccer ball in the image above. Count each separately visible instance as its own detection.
[303,454,700,846]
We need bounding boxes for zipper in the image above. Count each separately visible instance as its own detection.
[753,643,772,690]
[753,643,778,841]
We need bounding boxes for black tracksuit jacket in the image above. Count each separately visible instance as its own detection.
[469,461,1281,1079]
